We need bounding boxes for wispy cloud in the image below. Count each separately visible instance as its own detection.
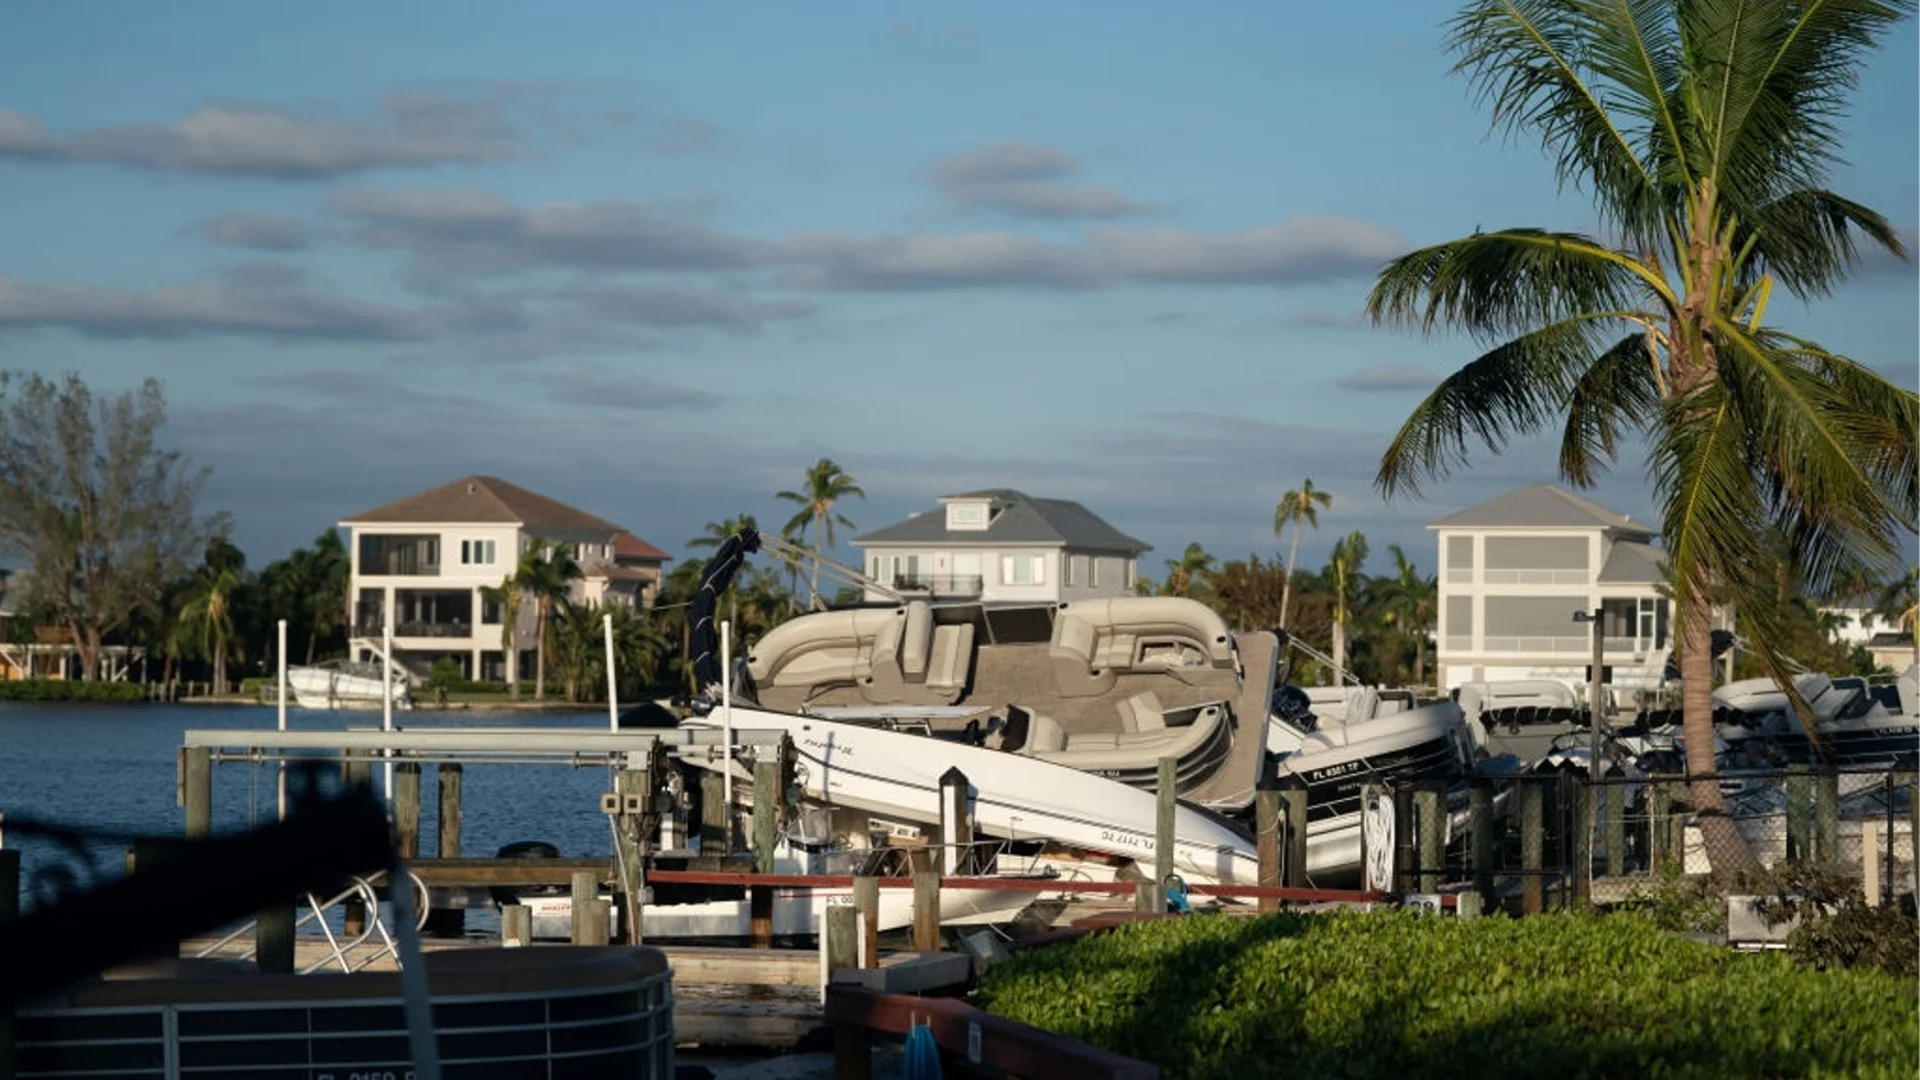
[1336,362,1439,392]
[928,141,1152,220]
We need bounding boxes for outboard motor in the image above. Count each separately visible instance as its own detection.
[1273,684,1318,732]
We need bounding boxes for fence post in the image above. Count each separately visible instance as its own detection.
[825,904,859,976]
[1648,774,1672,869]
[1785,765,1811,861]
[1571,774,1592,904]
[1280,773,1309,889]
[1469,778,1496,909]
[912,871,942,952]
[1814,767,1840,863]
[1255,774,1282,913]
[180,746,212,839]
[1604,767,1626,878]
[1519,780,1544,916]
[1155,756,1177,891]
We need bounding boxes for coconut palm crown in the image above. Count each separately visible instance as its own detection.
[1369,0,1919,874]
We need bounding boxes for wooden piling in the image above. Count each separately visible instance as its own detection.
[256,903,295,975]
[1571,776,1592,904]
[1414,781,1444,895]
[835,1023,874,1080]
[180,746,211,839]
[825,904,859,975]
[614,765,651,945]
[1519,781,1543,915]
[501,904,532,948]
[912,870,941,952]
[1469,779,1495,908]
[1786,765,1811,861]
[1604,771,1625,878]
[1281,774,1309,889]
[700,770,728,854]
[938,767,972,874]
[1254,779,1282,913]
[1649,775,1673,869]
[571,871,609,946]
[393,762,421,860]
[1155,756,1176,890]
[1815,768,1840,863]
[438,763,463,858]
[751,758,779,949]
[1457,891,1483,920]
[852,875,879,969]
[1133,880,1161,913]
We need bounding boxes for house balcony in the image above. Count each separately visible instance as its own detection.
[1441,635,1666,657]
[354,620,486,641]
[893,574,984,597]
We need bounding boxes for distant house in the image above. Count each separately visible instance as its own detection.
[1431,484,1709,692]
[339,475,670,680]
[851,489,1150,605]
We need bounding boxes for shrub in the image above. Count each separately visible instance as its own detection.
[977,909,1916,1079]
[1614,861,1726,935]
[0,679,147,703]
[1751,862,1920,980]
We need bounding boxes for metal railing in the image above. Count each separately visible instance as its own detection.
[891,573,985,596]
[191,869,430,974]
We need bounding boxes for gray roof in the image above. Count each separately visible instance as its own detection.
[854,489,1151,554]
[1597,540,1666,584]
[1429,483,1654,533]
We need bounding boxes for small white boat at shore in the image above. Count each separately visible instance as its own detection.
[287,660,413,711]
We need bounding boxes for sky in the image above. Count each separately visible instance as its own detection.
[1,1,1914,581]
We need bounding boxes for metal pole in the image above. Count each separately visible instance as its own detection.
[276,618,288,820]
[382,622,396,806]
[604,613,619,732]
[721,619,733,850]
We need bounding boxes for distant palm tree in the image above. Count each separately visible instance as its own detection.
[1376,543,1438,688]
[178,536,247,695]
[306,529,349,662]
[1366,0,1917,876]
[480,577,523,696]
[777,459,865,610]
[517,539,584,700]
[1162,543,1216,599]
[1274,479,1332,630]
[1875,566,1919,662]
[1325,531,1369,678]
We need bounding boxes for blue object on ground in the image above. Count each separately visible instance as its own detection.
[1166,875,1191,914]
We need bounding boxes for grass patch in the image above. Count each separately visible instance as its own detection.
[977,909,1916,1079]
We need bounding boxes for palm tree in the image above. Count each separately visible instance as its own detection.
[1274,479,1332,630]
[1161,543,1217,599]
[1367,0,1918,876]
[1325,531,1369,678]
[517,539,583,701]
[178,536,247,695]
[480,577,523,697]
[1874,566,1919,663]
[305,529,349,662]
[776,459,865,610]
[1376,544,1438,688]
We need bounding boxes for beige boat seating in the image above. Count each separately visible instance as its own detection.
[1047,597,1236,698]
[998,699,1230,772]
[747,601,974,705]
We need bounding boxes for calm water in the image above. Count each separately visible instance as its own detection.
[1,701,626,913]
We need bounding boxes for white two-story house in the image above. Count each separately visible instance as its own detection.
[339,475,669,681]
[851,488,1150,605]
[1431,484,1686,693]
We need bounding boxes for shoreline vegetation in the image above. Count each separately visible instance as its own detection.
[0,677,613,710]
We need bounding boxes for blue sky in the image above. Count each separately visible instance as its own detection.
[1,1,1914,580]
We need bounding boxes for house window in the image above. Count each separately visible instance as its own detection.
[1066,555,1085,586]
[460,540,497,565]
[946,502,989,530]
[869,555,898,585]
[481,594,504,624]
[1002,554,1045,586]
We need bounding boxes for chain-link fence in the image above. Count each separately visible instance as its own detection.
[1386,767,1917,912]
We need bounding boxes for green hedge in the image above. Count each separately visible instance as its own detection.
[977,910,1917,1079]
[0,679,148,703]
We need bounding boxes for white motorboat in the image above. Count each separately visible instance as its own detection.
[1454,678,1586,733]
[1707,665,1918,769]
[287,660,413,711]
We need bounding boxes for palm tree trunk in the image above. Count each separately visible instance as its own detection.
[810,515,824,609]
[306,627,318,665]
[1414,635,1426,688]
[534,604,547,701]
[507,618,520,700]
[1280,527,1302,630]
[1331,617,1346,680]
[214,639,228,696]
[1679,586,1761,879]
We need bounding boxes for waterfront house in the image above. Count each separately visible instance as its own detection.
[851,488,1150,604]
[1431,484,1693,694]
[339,476,669,680]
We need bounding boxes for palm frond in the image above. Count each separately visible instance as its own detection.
[1448,0,1671,243]
[1375,311,1645,498]
[1559,331,1662,483]
[1367,229,1668,341]
[1688,0,1915,211]
[1735,187,1909,297]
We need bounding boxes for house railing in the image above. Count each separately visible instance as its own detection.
[1482,569,1590,585]
[891,574,984,596]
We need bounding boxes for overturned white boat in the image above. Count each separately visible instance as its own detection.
[286,660,413,711]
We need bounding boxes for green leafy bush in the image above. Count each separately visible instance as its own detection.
[1614,861,1726,934]
[0,679,147,703]
[977,909,1916,1079]
[1752,862,1919,979]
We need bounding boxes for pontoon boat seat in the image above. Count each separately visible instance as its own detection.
[1048,597,1236,697]
[747,607,902,696]
[1023,712,1069,753]
[861,604,973,705]
[1342,686,1381,725]
[1119,690,1167,733]
[1026,706,1228,771]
